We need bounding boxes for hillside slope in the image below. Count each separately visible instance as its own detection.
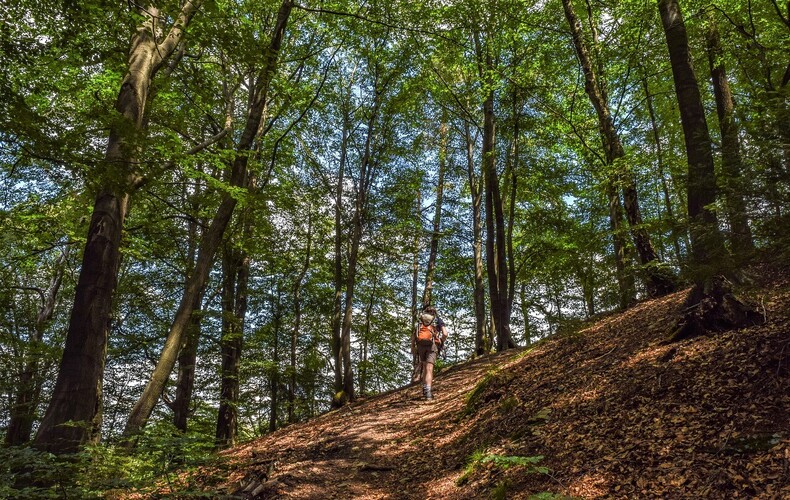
[191,266,789,499]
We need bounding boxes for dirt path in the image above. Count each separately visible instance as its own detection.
[221,350,524,499]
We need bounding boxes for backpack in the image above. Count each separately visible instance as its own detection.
[416,322,438,346]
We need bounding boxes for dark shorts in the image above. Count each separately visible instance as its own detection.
[416,341,438,365]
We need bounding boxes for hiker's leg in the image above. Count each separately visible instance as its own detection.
[424,362,434,387]
[411,353,421,384]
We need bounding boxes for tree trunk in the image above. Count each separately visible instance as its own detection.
[608,180,635,309]
[6,250,68,446]
[269,288,282,433]
[422,121,447,308]
[519,283,532,346]
[34,2,201,454]
[123,0,293,439]
[706,15,754,261]
[172,296,202,432]
[215,241,249,448]
[659,0,755,340]
[658,0,727,274]
[330,103,349,406]
[410,190,421,324]
[464,120,487,357]
[288,210,311,424]
[505,91,519,319]
[563,0,674,298]
[474,32,514,352]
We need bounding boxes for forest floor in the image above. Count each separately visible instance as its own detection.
[174,262,789,499]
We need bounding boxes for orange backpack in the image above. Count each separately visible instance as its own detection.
[416,323,438,345]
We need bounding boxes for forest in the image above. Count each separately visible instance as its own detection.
[1,0,788,495]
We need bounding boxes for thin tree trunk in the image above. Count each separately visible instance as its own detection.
[338,108,378,405]
[330,103,349,405]
[422,121,447,308]
[6,249,68,446]
[288,210,311,424]
[642,71,684,261]
[519,283,531,347]
[706,15,754,260]
[464,120,487,356]
[658,0,726,274]
[360,280,376,397]
[123,0,293,439]
[505,91,519,318]
[34,2,201,454]
[563,0,674,298]
[269,288,282,433]
[410,190,421,324]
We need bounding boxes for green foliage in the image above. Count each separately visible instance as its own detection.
[457,449,548,487]
[0,422,222,498]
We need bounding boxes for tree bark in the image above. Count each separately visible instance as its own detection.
[563,0,674,298]
[34,1,202,454]
[658,0,727,275]
[706,15,755,261]
[123,0,293,439]
[6,249,68,446]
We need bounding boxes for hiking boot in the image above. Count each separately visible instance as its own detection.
[424,388,433,400]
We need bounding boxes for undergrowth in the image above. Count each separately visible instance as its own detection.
[0,421,224,498]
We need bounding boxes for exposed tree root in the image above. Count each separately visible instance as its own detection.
[666,276,763,343]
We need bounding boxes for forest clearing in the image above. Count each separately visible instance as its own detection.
[1,0,789,497]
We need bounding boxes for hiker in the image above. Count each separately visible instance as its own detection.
[411,306,448,400]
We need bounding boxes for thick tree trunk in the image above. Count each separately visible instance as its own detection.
[658,0,727,274]
[422,121,447,308]
[123,0,292,439]
[659,0,755,340]
[6,250,68,445]
[464,120,487,356]
[563,0,674,298]
[34,2,201,454]
[706,16,754,260]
